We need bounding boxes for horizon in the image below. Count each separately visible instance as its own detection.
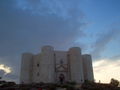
[0,0,120,83]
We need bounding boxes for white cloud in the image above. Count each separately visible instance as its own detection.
[93,59,120,83]
[0,64,12,75]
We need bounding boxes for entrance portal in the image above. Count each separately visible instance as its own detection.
[59,74,65,84]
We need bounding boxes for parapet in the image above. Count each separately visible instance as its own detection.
[82,54,92,60]
[68,47,81,55]
[22,53,33,59]
[41,45,54,53]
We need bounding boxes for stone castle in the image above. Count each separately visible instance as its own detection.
[20,46,94,84]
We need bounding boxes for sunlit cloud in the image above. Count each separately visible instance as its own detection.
[93,59,120,83]
[0,64,12,75]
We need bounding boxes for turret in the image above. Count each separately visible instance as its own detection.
[40,45,55,83]
[42,45,54,53]
[68,47,84,83]
[82,54,94,82]
[20,53,33,84]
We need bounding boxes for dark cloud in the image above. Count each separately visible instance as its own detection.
[0,70,5,77]
[0,0,86,83]
[91,30,120,59]
[0,70,18,82]
[0,71,19,83]
[0,0,85,56]
[4,74,19,83]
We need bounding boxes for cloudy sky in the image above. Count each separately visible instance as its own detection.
[0,0,120,83]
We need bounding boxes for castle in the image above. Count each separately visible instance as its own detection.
[20,46,94,84]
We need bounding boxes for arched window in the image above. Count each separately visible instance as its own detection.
[37,63,39,67]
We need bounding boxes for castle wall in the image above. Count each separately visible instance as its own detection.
[20,46,94,84]
[55,51,67,65]
[54,51,69,82]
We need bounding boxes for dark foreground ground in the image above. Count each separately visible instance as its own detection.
[0,81,120,90]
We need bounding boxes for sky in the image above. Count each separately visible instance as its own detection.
[0,0,120,83]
